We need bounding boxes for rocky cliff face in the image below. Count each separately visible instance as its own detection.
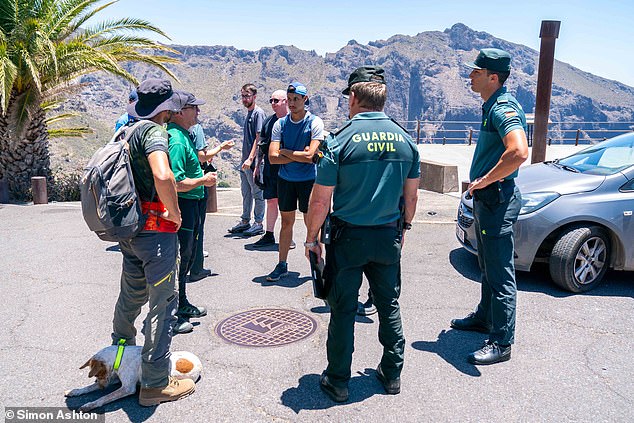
[53,23,634,185]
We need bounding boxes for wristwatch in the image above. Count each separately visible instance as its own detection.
[304,240,319,248]
[403,222,412,231]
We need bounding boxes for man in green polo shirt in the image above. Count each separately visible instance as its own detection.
[450,48,528,365]
[305,66,420,402]
[167,91,217,334]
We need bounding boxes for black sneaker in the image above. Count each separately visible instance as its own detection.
[177,301,207,318]
[172,316,193,334]
[319,373,348,402]
[189,269,212,282]
[266,262,288,281]
[450,312,491,333]
[253,233,275,248]
[357,298,377,316]
[468,341,511,365]
[376,364,400,394]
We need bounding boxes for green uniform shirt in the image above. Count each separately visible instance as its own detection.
[167,123,204,200]
[127,122,170,202]
[316,112,420,226]
[470,87,527,181]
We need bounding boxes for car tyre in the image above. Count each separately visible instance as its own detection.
[549,226,610,293]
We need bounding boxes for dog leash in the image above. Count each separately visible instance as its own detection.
[113,339,126,371]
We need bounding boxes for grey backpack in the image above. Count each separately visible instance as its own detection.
[80,120,155,242]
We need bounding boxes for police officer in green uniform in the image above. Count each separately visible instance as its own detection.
[305,66,420,401]
[450,49,529,365]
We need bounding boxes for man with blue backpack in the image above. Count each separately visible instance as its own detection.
[267,82,324,281]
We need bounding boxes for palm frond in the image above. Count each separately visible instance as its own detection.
[0,43,18,114]
[79,17,172,43]
[45,0,104,39]
[48,126,93,138]
[56,0,119,40]
[45,112,78,124]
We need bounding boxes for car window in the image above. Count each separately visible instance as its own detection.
[621,178,634,192]
[559,133,634,175]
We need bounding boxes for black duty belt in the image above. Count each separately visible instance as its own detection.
[332,216,398,230]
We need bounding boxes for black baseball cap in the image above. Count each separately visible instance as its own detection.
[342,66,386,95]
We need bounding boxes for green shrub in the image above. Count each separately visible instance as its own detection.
[49,168,81,202]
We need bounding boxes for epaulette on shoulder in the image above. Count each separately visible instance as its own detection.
[332,121,352,136]
[496,97,509,104]
[389,117,409,132]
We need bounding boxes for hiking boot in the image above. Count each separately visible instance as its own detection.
[319,373,348,402]
[266,262,288,281]
[357,298,377,316]
[172,316,193,334]
[177,301,207,318]
[243,222,264,237]
[376,364,401,394]
[228,220,250,234]
[139,376,195,406]
[253,232,275,248]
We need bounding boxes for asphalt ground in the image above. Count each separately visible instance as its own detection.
[0,186,633,423]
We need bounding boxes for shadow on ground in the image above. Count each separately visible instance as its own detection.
[252,273,311,288]
[64,385,155,423]
[411,329,484,377]
[449,248,634,298]
[281,369,389,413]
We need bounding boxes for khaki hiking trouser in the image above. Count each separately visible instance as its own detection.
[112,231,178,388]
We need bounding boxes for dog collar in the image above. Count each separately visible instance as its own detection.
[113,339,126,371]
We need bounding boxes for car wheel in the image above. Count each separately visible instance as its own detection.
[549,226,610,293]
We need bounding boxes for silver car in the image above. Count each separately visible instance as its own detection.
[456,132,634,292]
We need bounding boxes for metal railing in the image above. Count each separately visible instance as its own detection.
[324,119,634,145]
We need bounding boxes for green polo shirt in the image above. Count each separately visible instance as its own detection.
[316,112,420,226]
[167,123,204,200]
[470,87,527,181]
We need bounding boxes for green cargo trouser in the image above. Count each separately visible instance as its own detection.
[472,182,521,346]
[324,225,404,389]
[112,231,178,388]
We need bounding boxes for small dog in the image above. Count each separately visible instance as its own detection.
[65,346,202,411]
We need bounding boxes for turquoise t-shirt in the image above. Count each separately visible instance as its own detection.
[470,87,527,181]
[316,112,420,226]
[167,123,204,200]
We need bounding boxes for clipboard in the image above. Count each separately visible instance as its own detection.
[309,250,329,299]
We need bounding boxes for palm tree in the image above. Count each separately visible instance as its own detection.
[0,0,179,199]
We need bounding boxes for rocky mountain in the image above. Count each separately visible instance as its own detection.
[52,23,634,186]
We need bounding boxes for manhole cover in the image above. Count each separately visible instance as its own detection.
[215,308,317,347]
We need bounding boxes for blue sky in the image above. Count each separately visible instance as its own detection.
[97,0,634,87]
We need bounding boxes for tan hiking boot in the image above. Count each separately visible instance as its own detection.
[139,376,195,407]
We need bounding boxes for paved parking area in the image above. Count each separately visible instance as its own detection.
[0,189,632,422]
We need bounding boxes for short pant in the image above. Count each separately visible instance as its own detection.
[277,178,314,213]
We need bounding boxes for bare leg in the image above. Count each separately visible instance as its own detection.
[279,211,295,263]
[266,198,279,233]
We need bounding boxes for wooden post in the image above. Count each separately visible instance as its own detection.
[416,120,421,144]
[468,129,473,145]
[31,176,47,204]
[532,20,561,164]
[206,185,217,213]
[0,179,9,203]
[575,129,580,146]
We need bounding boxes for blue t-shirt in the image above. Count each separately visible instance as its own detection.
[271,112,324,182]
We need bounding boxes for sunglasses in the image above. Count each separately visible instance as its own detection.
[269,98,283,104]
[241,94,253,99]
